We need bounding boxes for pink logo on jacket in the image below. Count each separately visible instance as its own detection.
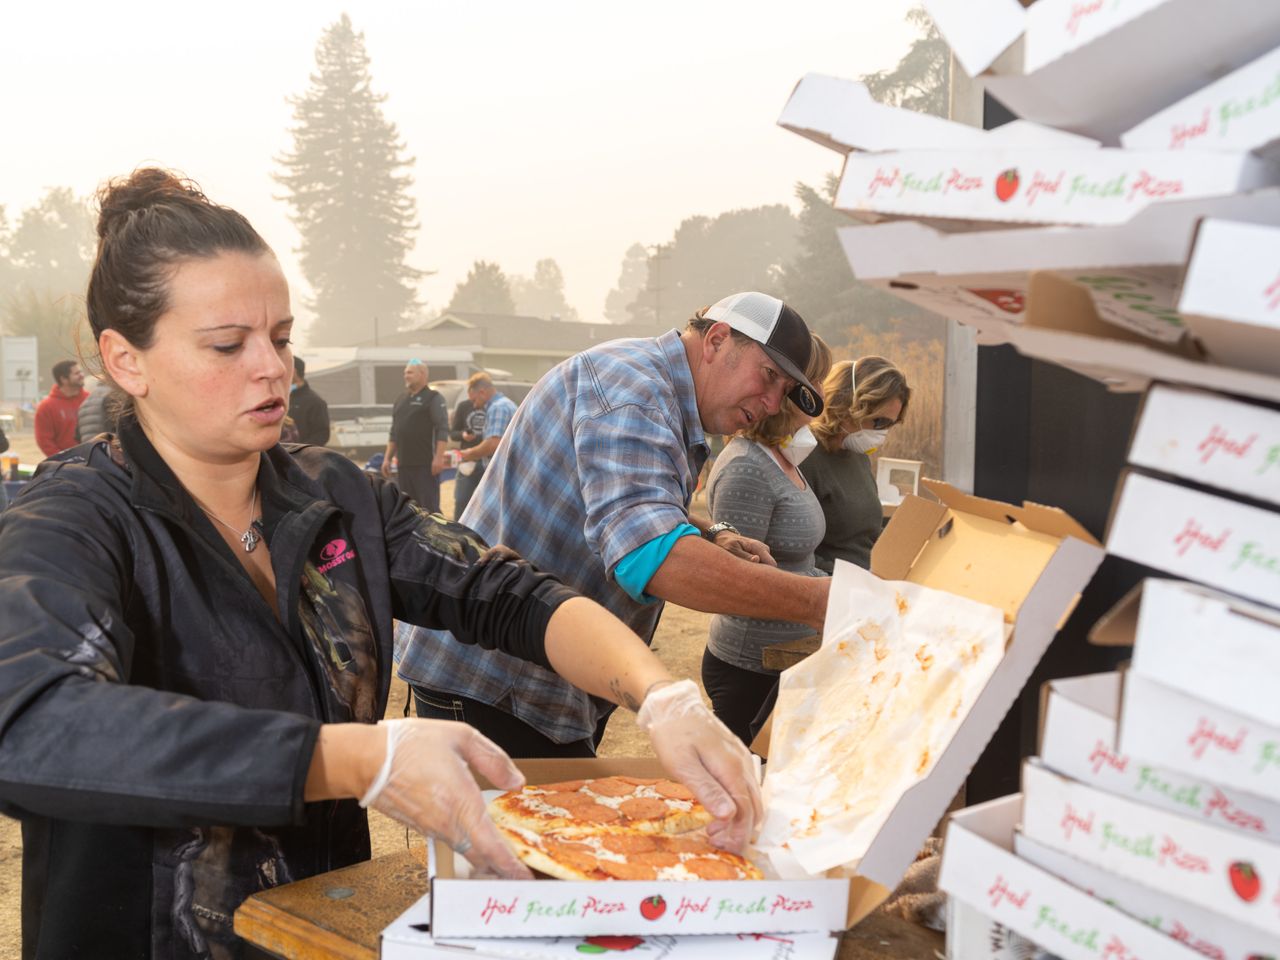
[317,538,356,573]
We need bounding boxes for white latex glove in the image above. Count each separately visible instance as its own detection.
[636,679,763,853]
[359,718,532,879]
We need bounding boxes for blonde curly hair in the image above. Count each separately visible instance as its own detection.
[811,356,911,452]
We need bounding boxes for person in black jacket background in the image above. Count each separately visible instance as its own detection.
[0,167,760,959]
[289,356,330,445]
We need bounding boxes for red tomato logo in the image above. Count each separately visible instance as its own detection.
[1230,860,1262,902]
[639,894,666,920]
[995,168,1020,202]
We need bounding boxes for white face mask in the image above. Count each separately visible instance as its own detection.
[779,425,817,466]
[843,428,887,455]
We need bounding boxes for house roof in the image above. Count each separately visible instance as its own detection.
[361,312,669,354]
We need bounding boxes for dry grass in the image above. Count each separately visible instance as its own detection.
[826,324,946,481]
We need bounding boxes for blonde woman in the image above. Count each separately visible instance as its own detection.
[702,335,833,745]
[803,356,912,572]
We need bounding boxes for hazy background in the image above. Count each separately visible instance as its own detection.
[0,0,920,339]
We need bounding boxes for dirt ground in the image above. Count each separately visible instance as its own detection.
[0,430,713,954]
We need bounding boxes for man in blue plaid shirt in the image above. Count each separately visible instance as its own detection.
[396,292,833,755]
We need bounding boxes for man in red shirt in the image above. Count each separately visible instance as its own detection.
[34,360,89,456]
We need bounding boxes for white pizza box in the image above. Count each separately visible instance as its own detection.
[1177,218,1280,376]
[1038,671,1280,840]
[1094,578,1280,727]
[753,479,1103,917]
[1122,44,1280,160]
[427,759,850,939]
[777,72,1098,156]
[1020,759,1280,937]
[1128,384,1280,508]
[837,189,1280,345]
[1001,272,1280,405]
[1015,829,1280,960]
[938,793,1204,960]
[945,898,1045,960]
[1118,671,1280,805]
[386,889,841,960]
[1105,470,1280,610]
[922,0,1280,142]
[834,147,1277,228]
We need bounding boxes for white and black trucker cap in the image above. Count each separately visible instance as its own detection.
[703,291,824,416]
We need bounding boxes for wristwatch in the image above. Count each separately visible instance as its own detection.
[704,521,740,541]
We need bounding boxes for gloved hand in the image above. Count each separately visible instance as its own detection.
[359,718,532,879]
[636,679,763,854]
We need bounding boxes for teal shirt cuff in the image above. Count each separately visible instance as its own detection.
[613,523,701,603]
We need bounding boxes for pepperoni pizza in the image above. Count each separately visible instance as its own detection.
[487,775,763,881]
[487,775,710,837]
[497,822,763,881]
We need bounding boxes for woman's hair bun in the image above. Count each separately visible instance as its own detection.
[95,167,208,239]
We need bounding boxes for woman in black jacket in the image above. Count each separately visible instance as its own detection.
[0,168,759,960]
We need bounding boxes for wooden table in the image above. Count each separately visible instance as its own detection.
[234,850,943,960]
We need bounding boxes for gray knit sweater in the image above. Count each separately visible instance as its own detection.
[705,438,827,674]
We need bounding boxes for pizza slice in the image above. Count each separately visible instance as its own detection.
[497,823,763,881]
[487,775,710,837]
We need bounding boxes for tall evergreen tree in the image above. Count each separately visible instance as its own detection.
[275,14,422,346]
[861,6,950,115]
[446,261,516,316]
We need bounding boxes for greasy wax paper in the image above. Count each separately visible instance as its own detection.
[756,560,1006,877]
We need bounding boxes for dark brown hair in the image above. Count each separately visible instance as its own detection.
[87,167,271,352]
[51,359,78,384]
[84,168,272,425]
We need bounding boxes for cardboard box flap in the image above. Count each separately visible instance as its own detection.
[922,0,1027,78]
[840,190,1280,281]
[1025,272,1193,352]
[869,494,946,581]
[1088,582,1142,646]
[920,477,1100,546]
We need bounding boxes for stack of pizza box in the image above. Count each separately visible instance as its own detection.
[777,2,1280,957]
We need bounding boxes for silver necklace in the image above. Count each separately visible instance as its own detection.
[200,487,261,553]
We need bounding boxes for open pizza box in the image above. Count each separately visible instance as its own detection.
[837,189,1280,348]
[428,482,1102,940]
[922,0,1280,143]
[1120,44,1280,160]
[750,479,1103,927]
[427,757,852,939]
[776,72,1097,156]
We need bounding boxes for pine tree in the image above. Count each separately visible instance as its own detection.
[446,261,516,316]
[861,7,950,116]
[275,14,422,346]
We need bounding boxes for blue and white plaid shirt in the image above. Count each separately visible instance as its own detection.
[479,391,515,468]
[395,330,709,743]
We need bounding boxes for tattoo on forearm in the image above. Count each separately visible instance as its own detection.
[609,678,641,712]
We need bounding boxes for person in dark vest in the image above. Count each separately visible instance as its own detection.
[382,360,448,512]
[288,356,330,445]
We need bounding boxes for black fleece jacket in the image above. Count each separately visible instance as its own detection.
[0,418,576,959]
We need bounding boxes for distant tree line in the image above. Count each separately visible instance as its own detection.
[1,6,948,362]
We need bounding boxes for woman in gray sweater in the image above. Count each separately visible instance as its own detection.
[801,356,912,572]
[703,336,832,745]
